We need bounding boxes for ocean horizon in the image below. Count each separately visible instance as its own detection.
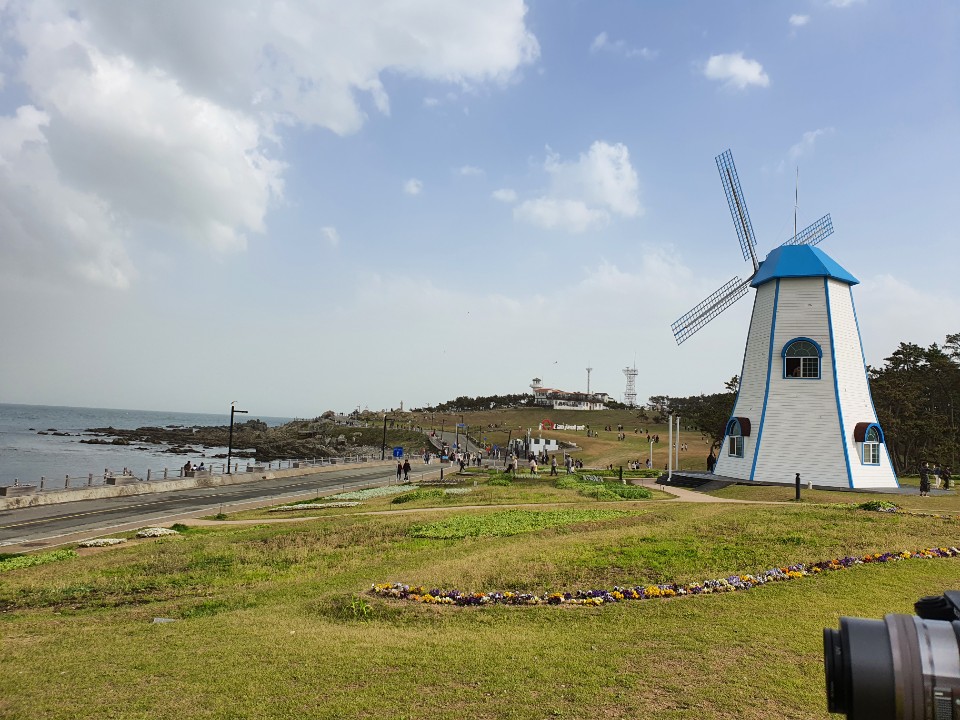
[0,403,292,486]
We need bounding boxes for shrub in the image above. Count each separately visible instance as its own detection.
[391,488,445,504]
[488,477,512,486]
[858,500,899,513]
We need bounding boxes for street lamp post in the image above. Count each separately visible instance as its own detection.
[226,402,248,475]
[381,414,389,461]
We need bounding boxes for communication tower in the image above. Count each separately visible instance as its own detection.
[623,365,638,407]
[586,365,593,395]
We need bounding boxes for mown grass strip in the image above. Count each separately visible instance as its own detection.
[0,548,77,573]
[408,508,638,539]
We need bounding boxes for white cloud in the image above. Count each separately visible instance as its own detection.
[336,248,748,405]
[423,97,440,107]
[514,198,608,233]
[855,275,960,367]
[703,52,770,90]
[789,14,811,26]
[492,188,518,203]
[589,31,657,60]
[404,178,423,195]
[827,0,865,7]
[320,226,341,247]
[0,0,539,287]
[788,128,834,161]
[0,105,135,288]
[513,141,641,233]
[459,165,484,176]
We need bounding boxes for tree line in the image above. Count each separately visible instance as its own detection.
[654,333,960,475]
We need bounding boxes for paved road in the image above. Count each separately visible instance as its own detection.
[0,463,436,551]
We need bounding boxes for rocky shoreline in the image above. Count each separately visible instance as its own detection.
[77,418,430,463]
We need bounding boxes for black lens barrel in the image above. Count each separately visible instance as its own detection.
[824,617,896,720]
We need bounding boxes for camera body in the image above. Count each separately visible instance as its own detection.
[824,591,960,719]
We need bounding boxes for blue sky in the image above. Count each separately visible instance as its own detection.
[0,0,957,417]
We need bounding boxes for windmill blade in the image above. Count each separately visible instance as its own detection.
[716,149,759,272]
[780,213,833,248]
[671,276,751,345]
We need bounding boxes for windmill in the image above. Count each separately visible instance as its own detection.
[669,150,897,489]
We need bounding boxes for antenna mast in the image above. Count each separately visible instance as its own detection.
[586,365,593,395]
[794,166,799,244]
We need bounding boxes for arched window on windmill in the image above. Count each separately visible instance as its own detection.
[782,338,822,379]
[725,417,750,458]
[854,422,884,465]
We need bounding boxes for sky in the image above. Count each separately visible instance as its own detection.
[0,0,958,418]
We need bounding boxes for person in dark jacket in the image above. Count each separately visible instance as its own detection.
[396,460,403,482]
[402,459,411,482]
[707,450,716,474]
[919,462,931,497]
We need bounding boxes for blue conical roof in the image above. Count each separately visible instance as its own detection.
[750,245,859,288]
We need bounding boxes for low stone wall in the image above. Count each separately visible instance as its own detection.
[0,460,397,511]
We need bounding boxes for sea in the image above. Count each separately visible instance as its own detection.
[0,403,291,487]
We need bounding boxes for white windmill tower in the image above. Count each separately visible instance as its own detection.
[671,150,897,489]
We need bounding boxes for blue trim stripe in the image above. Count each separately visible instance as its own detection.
[849,288,899,486]
[716,290,759,476]
[750,279,779,481]
[826,279,854,488]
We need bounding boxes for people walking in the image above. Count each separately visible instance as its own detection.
[550,455,558,476]
[707,450,716,474]
[402,459,411,482]
[396,460,403,482]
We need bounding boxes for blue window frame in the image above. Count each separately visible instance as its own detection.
[782,337,822,379]
[726,417,744,458]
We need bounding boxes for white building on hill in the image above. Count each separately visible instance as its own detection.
[529,378,609,410]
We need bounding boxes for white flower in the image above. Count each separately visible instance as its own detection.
[78,537,127,547]
[269,501,360,511]
[136,527,180,538]
[329,484,419,500]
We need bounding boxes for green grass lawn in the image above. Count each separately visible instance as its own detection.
[224,472,672,520]
[1,486,958,719]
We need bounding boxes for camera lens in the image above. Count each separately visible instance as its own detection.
[825,612,960,719]
[823,617,896,719]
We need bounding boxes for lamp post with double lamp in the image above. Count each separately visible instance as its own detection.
[226,402,248,475]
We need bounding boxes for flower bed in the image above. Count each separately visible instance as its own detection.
[328,484,418,501]
[269,501,361,511]
[78,538,127,547]
[443,488,472,495]
[371,546,960,606]
[135,527,180,538]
